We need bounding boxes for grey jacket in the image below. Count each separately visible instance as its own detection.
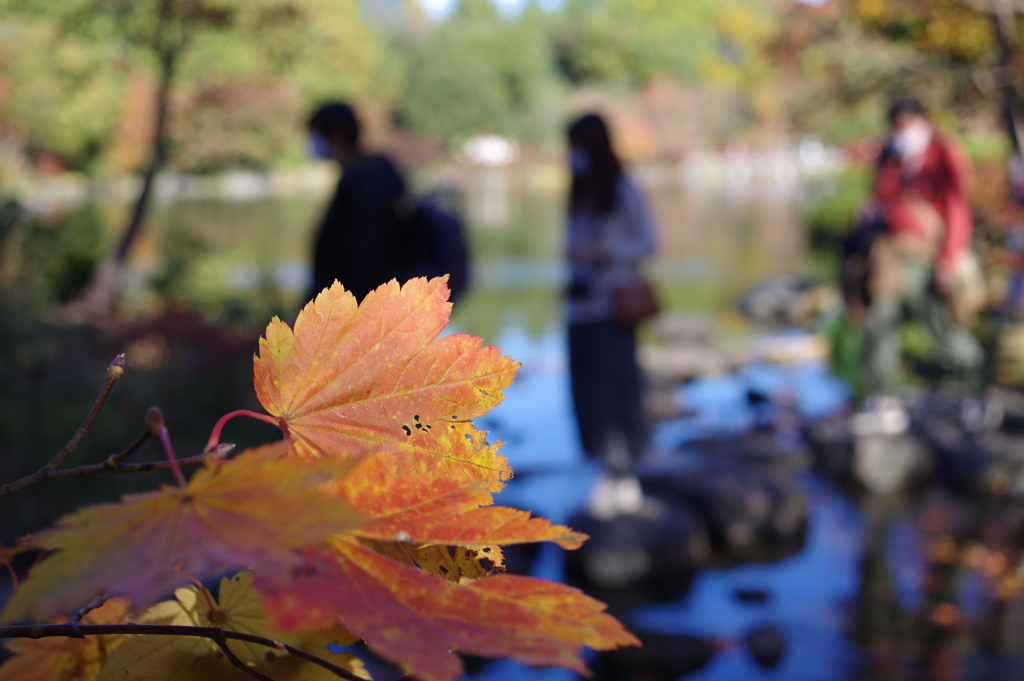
[566,178,658,324]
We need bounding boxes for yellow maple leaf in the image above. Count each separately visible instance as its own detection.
[363,541,504,583]
[97,572,367,681]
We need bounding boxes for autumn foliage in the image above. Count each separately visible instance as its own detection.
[0,278,637,681]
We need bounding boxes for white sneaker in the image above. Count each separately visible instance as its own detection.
[849,396,910,437]
[587,474,644,520]
[961,396,1005,434]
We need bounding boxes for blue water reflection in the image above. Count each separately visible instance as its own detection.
[462,322,865,680]
[628,476,864,681]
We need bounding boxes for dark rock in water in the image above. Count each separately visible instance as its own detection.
[805,415,933,495]
[735,588,770,603]
[683,429,810,471]
[912,415,990,497]
[738,275,831,328]
[910,393,1024,499]
[744,624,786,669]
[637,452,808,563]
[805,416,856,482]
[565,496,708,604]
[591,630,717,681]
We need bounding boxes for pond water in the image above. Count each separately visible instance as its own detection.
[21,167,1016,680]
[98,163,811,341]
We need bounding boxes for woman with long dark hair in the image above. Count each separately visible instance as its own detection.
[565,113,657,474]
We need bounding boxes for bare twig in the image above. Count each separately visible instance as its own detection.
[107,430,152,467]
[0,355,125,498]
[66,595,110,639]
[35,453,210,483]
[0,401,224,497]
[0,407,209,496]
[0,622,363,681]
[215,636,276,681]
[69,596,110,625]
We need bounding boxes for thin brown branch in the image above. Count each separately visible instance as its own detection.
[215,636,276,681]
[69,596,109,625]
[0,355,125,498]
[39,453,209,483]
[0,622,363,681]
[108,430,152,467]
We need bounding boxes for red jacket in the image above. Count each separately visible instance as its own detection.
[873,136,973,272]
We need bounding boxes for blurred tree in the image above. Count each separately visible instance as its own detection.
[853,0,996,61]
[0,18,126,172]
[0,202,106,309]
[395,0,566,144]
[550,0,777,87]
[767,1,990,145]
[834,0,1024,222]
[846,0,1024,150]
[0,0,384,315]
[169,80,306,172]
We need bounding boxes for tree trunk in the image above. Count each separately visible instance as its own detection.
[993,10,1023,154]
[116,49,175,264]
[65,49,176,323]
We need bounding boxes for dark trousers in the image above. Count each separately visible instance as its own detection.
[568,320,646,470]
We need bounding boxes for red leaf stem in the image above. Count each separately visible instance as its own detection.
[206,410,283,451]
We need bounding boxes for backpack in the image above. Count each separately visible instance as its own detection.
[396,196,470,303]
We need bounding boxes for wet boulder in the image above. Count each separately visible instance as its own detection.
[564,496,709,603]
[738,275,839,328]
[591,631,718,680]
[744,623,787,670]
[913,409,1024,499]
[805,415,933,495]
[642,469,807,563]
[636,448,809,563]
[590,623,786,680]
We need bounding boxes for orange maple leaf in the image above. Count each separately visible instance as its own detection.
[337,451,587,549]
[0,597,131,681]
[258,540,639,681]
[1,442,362,623]
[253,278,519,492]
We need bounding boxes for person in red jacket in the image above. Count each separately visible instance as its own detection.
[852,97,984,435]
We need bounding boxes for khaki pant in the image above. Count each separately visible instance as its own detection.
[863,241,983,395]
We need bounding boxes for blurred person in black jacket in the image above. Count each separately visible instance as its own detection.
[306,102,406,303]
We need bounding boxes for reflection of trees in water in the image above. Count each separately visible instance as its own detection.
[849,486,1024,681]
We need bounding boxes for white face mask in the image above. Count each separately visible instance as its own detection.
[892,123,933,160]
